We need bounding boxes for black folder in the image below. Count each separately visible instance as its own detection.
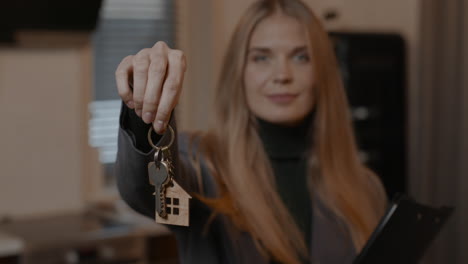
[353,194,454,264]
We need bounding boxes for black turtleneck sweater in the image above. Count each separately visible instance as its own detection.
[256,117,313,254]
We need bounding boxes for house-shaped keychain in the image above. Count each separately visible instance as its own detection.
[156,180,192,226]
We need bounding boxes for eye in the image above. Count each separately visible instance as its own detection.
[252,54,269,62]
[294,53,310,62]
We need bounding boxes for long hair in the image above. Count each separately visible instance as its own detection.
[192,0,387,263]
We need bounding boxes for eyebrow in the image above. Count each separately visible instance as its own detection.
[247,45,308,55]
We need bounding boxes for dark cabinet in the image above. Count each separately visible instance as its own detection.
[331,32,407,198]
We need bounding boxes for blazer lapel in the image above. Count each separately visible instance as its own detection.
[310,198,357,264]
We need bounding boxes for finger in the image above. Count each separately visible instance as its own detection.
[153,50,186,134]
[132,48,151,117]
[142,44,169,124]
[115,55,135,108]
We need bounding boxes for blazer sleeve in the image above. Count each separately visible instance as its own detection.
[114,103,204,220]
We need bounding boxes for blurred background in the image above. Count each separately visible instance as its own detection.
[0,0,466,263]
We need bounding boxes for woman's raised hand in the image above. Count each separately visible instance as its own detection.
[115,41,186,134]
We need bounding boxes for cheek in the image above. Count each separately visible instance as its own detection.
[298,68,316,96]
[244,65,270,99]
[294,68,316,111]
[305,76,316,98]
[297,63,315,84]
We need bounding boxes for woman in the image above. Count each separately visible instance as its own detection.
[114,0,387,263]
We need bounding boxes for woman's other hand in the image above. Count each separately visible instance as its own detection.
[115,41,186,134]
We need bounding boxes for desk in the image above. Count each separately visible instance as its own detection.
[0,210,178,264]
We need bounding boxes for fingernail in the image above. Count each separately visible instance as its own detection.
[127,100,134,108]
[136,109,142,117]
[143,112,154,124]
[155,120,165,134]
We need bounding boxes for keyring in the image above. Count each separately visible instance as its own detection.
[147,125,175,151]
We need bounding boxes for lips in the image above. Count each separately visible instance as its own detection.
[266,93,298,104]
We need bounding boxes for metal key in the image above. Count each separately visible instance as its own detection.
[149,148,165,188]
[149,160,171,217]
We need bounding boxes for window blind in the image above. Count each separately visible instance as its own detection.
[89,0,174,165]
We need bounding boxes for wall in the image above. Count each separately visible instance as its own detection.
[176,0,216,131]
[0,35,99,219]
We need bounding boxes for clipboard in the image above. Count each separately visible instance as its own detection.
[353,194,454,264]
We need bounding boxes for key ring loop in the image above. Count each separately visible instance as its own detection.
[153,148,162,164]
[147,125,175,151]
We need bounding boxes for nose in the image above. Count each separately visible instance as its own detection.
[273,59,292,85]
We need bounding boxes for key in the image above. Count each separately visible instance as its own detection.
[148,148,163,187]
[147,125,191,226]
[159,158,175,215]
[148,161,171,217]
[154,149,163,169]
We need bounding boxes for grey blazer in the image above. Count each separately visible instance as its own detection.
[115,123,357,264]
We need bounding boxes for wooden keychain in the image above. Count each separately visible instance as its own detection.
[147,125,191,227]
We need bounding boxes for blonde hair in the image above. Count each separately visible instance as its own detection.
[192,0,387,263]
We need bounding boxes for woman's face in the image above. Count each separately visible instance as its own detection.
[244,13,316,126]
